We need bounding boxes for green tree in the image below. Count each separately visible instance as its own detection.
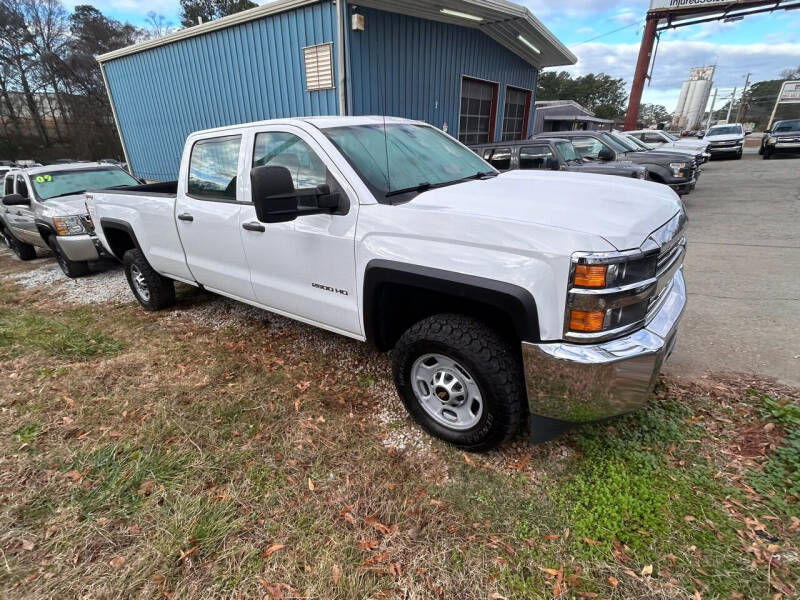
[537,70,627,119]
[179,0,257,28]
[638,103,671,127]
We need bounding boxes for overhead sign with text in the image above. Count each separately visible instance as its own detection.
[778,80,800,104]
[650,0,758,11]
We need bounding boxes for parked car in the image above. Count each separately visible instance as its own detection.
[534,130,698,195]
[86,116,687,450]
[695,130,705,138]
[471,138,647,179]
[702,123,746,159]
[761,119,800,159]
[1,162,140,276]
[612,131,709,168]
[627,129,709,157]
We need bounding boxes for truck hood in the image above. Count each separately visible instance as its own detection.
[39,193,88,217]
[619,149,694,163]
[403,170,682,251]
[669,140,708,152]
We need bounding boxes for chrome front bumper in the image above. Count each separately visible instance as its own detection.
[522,268,686,424]
[56,234,101,261]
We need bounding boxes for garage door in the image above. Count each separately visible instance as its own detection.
[459,77,497,146]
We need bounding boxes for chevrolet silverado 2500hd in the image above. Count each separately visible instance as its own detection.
[86,117,687,451]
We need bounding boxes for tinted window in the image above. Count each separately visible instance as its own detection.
[774,121,800,133]
[643,133,663,143]
[253,132,328,190]
[16,175,28,198]
[4,176,13,196]
[188,135,241,200]
[519,145,554,169]
[487,147,511,170]
[706,125,742,136]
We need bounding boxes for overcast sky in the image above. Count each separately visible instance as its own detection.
[72,0,800,112]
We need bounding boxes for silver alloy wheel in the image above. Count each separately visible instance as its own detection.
[129,264,150,302]
[410,353,483,431]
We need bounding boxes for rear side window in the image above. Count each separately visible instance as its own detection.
[486,147,511,170]
[4,176,13,196]
[187,135,242,200]
[519,145,554,169]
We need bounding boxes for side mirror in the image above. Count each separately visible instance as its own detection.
[251,165,298,223]
[2,193,29,206]
[250,165,340,224]
[546,157,561,171]
[598,148,615,162]
[763,129,771,134]
[744,131,752,136]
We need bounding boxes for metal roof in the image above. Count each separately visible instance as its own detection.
[97,0,575,68]
[542,115,614,124]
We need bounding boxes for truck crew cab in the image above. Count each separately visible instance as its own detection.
[86,117,687,451]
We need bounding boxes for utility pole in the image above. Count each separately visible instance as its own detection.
[725,87,737,123]
[624,17,658,130]
[705,88,718,131]
[734,73,751,123]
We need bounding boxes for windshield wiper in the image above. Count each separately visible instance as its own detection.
[45,190,86,200]
[385,182,432,198]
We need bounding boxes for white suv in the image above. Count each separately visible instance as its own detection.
[702,123,746,160]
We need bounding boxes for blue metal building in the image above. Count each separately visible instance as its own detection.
[98,0,575,180]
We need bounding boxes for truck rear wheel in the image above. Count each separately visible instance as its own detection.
[392,314,523,451]
[123,248,175,311]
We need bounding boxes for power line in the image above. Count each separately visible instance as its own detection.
[572,21,642,47]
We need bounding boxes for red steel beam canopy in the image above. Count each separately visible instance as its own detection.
[623,0,800,130]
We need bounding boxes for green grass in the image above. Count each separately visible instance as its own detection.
[13,423,41,445]
[0,308,124,359]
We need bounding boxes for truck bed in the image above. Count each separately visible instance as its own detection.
[91,180,178,196]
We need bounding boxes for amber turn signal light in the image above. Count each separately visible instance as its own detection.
[574,264,607,288]
[569,310,605,332]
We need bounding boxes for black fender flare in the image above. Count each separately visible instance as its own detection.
[34,219,55,244]
[99,217,142,259]
[641,163,672,182]
[363,259,539,350]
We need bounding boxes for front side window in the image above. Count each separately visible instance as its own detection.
[30,168,138,201]
[519,145,554,169]
[4,176,13,196]
[487,147,511,170]
[323,123,492,199]
[16,176,29,198]
[643,133,664,144]
[253,132,328,190]
[571,137,607,160]
[555,141,580,162]
[187,135,242,200]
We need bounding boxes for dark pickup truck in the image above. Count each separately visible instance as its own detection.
[472,138,647,179]
[533,131,698,195]
[761,119,800,159]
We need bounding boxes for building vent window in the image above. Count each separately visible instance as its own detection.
[303,43,334,91]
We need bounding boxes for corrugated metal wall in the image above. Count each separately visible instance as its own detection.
[103,2,339,181]
[346,7,538,143]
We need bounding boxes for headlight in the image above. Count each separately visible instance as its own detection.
[669,162,687,178]
[53,215,87,236]
[767,136,777,144]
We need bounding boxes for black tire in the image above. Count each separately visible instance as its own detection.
[1,224,36,260]
[122,248,175,311]
[392,313,524,451]
[735,149,743,159]
[48,236,89,278]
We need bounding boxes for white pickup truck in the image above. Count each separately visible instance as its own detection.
[86,116,687,450]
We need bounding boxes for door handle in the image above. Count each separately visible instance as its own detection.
[242,222,266,232]
[177,213,194,222]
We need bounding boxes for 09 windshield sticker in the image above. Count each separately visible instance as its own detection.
[35,175,53,183]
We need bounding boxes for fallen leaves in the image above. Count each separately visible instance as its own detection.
[109,556,126,569]
[641,564,653,577]
[261,544,286,559]
[364,514,396,536]
[331,564,341,585]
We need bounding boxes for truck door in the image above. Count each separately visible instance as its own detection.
[239,126,361,336]
[174,133,256,301]
[8,175,39,244]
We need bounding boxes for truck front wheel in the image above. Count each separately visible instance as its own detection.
[123,248,175,311]
[48,236,89,278]
[392,314,524,451]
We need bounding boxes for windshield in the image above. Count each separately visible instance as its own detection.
[706,125,742,137]
[322,123,493,199]
[608,133,639,152]
[624,134,653,150]
[774,120,800,133]
[599,133,632,153]
[663,131,679,141]
[555,141,580,161]
[31,167,138,200]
